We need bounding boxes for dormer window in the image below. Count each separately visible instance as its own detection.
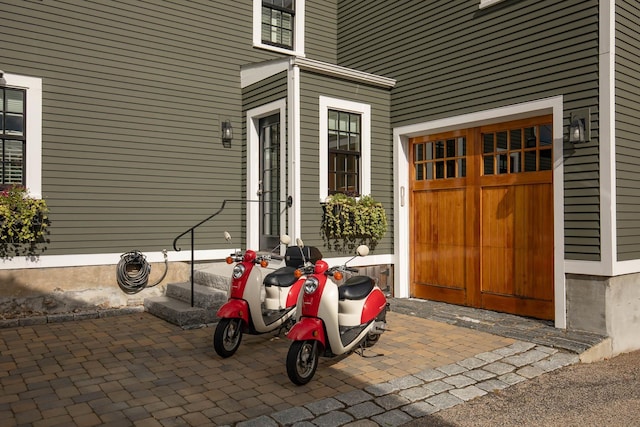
[254,0,305,56]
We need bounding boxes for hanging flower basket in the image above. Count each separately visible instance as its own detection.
[321,193,387,252]
[0,185,50,257]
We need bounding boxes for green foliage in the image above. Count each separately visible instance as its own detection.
[0,185,50,258]
[321,193,387,252]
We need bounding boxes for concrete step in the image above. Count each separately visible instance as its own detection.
[143,296,218,328]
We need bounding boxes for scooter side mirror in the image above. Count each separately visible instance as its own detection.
[224,231,232,243]
[280,234,291,245]
[296,238,305,248]
[356,245,369,257]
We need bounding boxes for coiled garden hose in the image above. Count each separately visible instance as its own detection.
[116,249,168,294]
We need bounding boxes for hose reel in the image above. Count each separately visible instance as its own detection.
[116,249,169,294]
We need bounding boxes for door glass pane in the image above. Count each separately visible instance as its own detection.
[539,125,552,146]
[510,152,522,173]
[484,155,494,175]
[446,139,455,157]
[497,131,507,151]
[525,127,537,147]
[435,161,444,179]
[415,163,424,180]
[457,137,466,156]
[435,141,444,159]
[539,149,552,170]
[458,158,466,177]
[483,133,494,153]
[446,159,455,178]
[497,154,508,174]
[510,129,522,149]
[415,143,424,161]
[525,151,537,171]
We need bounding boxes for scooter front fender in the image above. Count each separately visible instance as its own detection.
[287,317,326,348]
[216,299,250,324]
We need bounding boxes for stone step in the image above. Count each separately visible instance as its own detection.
[143,296,218,328]
[192,262,234,292]
[166,281,228,309]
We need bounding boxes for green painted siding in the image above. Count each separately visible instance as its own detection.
[338,0,601,261]
[2,0,337,257]
[306,1,338,63]
[616,0,640,261]
[298,72,392,257]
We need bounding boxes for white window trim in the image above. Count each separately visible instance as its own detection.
[3,73,42,199]
[253,0,305,57]
[319,96,371,203]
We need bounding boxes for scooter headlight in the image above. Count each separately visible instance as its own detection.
[303,277,319,295]
[232,264,246,279]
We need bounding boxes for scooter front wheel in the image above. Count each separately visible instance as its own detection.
[214,318,243,358]
[286,340,319,385]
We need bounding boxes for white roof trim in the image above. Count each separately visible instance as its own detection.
[292,57,396,88]
[240,58,289,88]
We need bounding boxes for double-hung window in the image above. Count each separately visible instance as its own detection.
[0,74,42,197]
[262,0,294,49]
[328,110,361,196]
[253,0,305,56]
[1,87,26,189]
[319,96,370,202]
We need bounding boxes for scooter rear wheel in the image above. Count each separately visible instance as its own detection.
[286,340,319,385]
[214,318,243,358]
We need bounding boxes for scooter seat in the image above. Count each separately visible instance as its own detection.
[338,276,374,300]
[264,266,298,287]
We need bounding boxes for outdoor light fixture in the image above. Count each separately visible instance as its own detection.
[0,70,6,87]
[221,120,233,148]
[569,109,590,144]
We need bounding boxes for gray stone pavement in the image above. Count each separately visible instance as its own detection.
[0,298,607,426]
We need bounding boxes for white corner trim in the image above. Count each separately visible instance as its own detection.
[288,63,302,241]
[600,0,617,276]
[318,96,371,202]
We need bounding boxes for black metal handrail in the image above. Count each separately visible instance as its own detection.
[172,197,293,306]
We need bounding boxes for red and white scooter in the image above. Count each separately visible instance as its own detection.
[285,242,389,385]
[213,233,322,358]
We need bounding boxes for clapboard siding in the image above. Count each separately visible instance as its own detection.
[1,0,331,256]
[338,0,601,261]
[615,0,640,261]
[306,1,338,63]
[298,73,392,256]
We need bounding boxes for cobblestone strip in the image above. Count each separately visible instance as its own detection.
[234,341,579,427]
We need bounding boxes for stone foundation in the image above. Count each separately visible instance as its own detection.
[566,272,640,355]
[0,261,190,319]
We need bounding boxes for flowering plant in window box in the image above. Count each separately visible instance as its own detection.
[321,193,387,252]
[0,185,50,257]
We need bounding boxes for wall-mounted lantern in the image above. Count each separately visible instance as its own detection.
[221,120,233,148]
[569,109,590,144]
[0,70,6,87]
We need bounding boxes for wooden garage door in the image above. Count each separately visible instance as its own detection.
[410,116,554,320]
